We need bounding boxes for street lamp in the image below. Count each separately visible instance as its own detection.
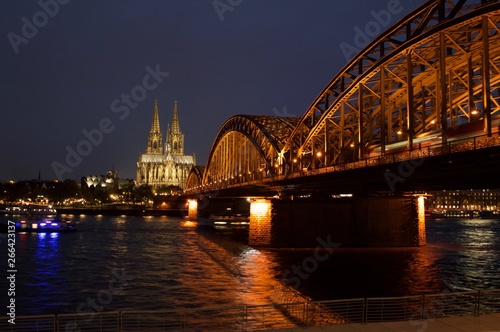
[316,151,323,168]
[350,143,355,161]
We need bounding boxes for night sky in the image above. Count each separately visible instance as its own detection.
[0,0,421,182]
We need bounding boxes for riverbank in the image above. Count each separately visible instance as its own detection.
[57,207,186,217]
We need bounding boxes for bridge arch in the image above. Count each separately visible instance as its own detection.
[281,0,500,172]
[201,115,300,188]
[184,0,500,194]
[185,166,205,191]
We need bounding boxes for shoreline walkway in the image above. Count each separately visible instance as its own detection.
[3,289,499,331]
[263,312,500,332]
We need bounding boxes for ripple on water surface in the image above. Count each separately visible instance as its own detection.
[0,216,499,315]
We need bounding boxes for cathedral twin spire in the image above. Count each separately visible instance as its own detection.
[137,100,195,189]
[171,100,181,134]
[146,100,184,156]
[146,100,163,154]
[166,100,184,156]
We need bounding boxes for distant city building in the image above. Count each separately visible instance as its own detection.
[82,168,133,191]
[427,189,500,211]
[136,100,195,189]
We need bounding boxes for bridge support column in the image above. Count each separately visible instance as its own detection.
[187,199,198,220]
[249,196,426,248]
[416,195,427,246]
[248,199,272,246]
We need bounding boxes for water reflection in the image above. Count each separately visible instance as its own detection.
[401,246,442,295]
[26,231,66,314]
[1,215,499,317]
[180,220,197,228]
[428,218,500,292]
[458,219,497,248]
[448,219,500,291]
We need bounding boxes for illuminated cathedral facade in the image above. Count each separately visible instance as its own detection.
[136,100,195,189]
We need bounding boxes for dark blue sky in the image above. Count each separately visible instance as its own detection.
[0,0,421,181]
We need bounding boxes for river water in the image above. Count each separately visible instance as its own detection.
[0,214,499,316]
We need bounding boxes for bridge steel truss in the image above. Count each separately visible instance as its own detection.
[280,0,500,173]
[186,0,500,193]
[185,166,205,190]
[198,115,301,190]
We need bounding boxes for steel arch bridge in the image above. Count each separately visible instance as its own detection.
[185,115,301,190]
[186,0,500,194]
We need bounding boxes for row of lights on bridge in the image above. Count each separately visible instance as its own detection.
[188,110,486,192]
[187,136,405,190]
[188,151,328,190]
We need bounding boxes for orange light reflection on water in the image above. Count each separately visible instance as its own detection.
[401,246,443,295]
[180,220,197,228]
[174,232,304,310]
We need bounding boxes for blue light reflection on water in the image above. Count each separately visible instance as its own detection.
[0,215,499,316]
[32,232,62,311]
[18,230,73,314]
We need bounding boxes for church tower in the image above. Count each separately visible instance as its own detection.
[166,100,185,156]
[146,100,163,154]
[137,100,195,190]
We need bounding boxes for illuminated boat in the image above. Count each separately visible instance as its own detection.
[1,205,57,216]
[13,218,77,232]
[27,205,58,216]
[198,209,249,228]
[1,205,30,215]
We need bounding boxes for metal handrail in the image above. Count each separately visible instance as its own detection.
[2,289,499,331]
[293,132,500,179]
[190,131,500,193]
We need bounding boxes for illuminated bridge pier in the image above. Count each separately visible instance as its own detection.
[185,1,500,248]
[187,195,426,248]
[248,196,426,247]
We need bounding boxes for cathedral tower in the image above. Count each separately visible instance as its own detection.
[166,100,185,156]
[137,100,195,190]
[146,100,163,154]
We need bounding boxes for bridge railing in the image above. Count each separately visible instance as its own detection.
[2,289,499,331]
[277,132,500,181]
[184,132,500,193]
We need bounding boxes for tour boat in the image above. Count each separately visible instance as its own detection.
[198,209,249,228]
[1,205,30,215]
[1,205,57,216]
[0,204,77,232]
[27,205,58,216]
[12,218,77,232]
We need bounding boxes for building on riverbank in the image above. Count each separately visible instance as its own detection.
[427,189,500,211]
[136,100,195,189]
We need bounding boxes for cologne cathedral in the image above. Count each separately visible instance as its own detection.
[136,100,195,189]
